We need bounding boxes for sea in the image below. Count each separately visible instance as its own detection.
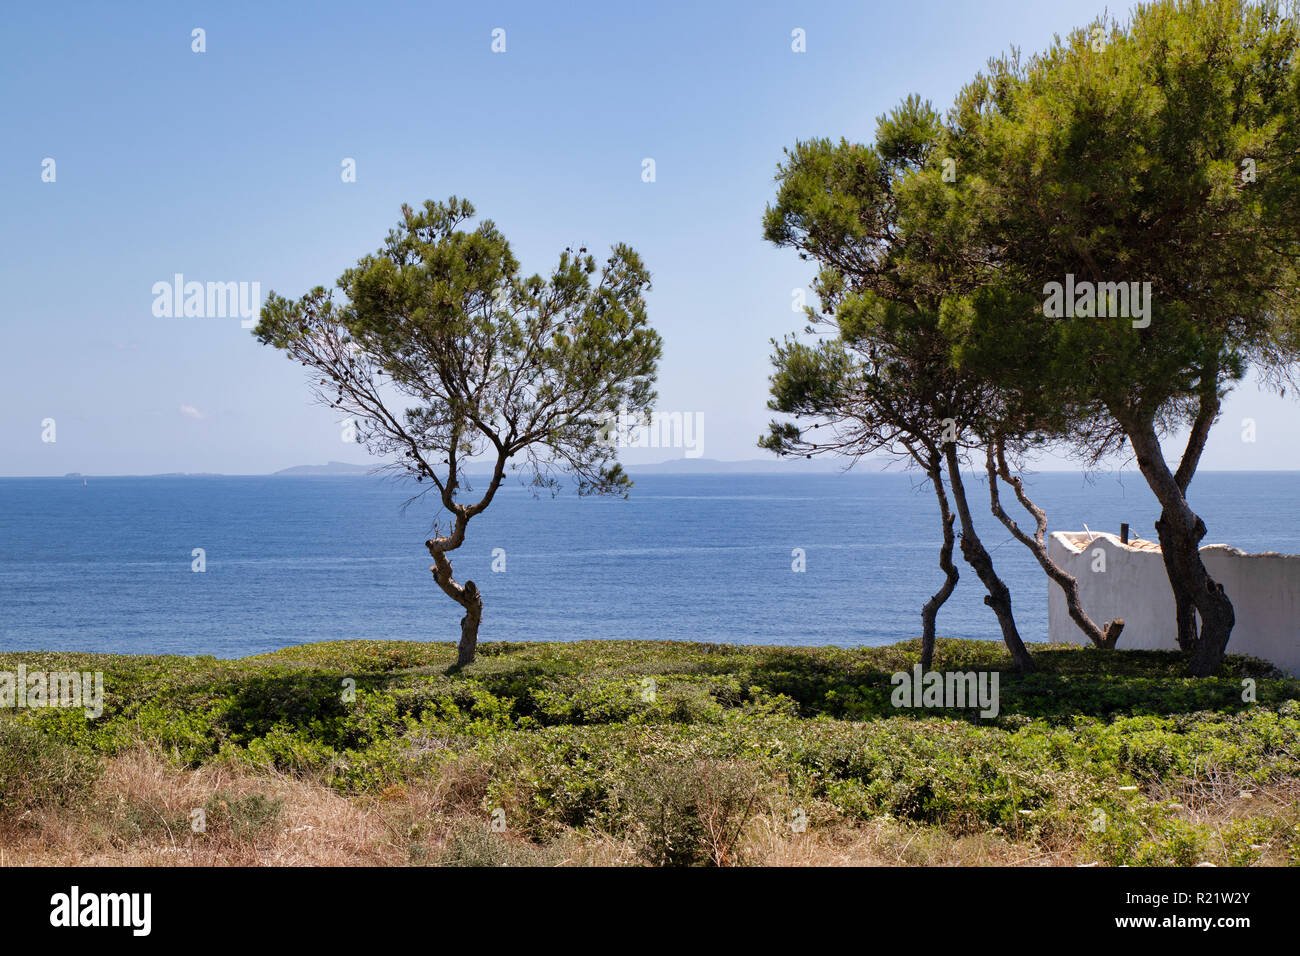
[0,471,1295,658]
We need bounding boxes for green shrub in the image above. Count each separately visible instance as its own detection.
[202,791,284,843]
[437,819,561,867]
[622,757,771,866]
[0,719,99,825]
[236,723,339,777]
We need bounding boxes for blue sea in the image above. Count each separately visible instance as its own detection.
[0,472,1295,658]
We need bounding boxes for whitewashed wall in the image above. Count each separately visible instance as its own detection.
[1047,531,1300,676]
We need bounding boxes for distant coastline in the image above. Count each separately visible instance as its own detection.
[28,458,902,479]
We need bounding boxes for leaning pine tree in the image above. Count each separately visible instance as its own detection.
[760,99,1040,673]
[255,198,662,665]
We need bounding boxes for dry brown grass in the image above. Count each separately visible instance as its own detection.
[3,750,1296,867]
[1144,773,1300,867]
[0,750,639,867]
[3,750,398,866]
[740,813,1081,867]
[0,750,1013,867]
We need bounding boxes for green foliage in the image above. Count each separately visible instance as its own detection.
[4,640,1298,864]
[622,757,771,866]
[0,718,99,824]
[202,791,284,843]
[945,0,1300,428]
[436,819,564,867]
[1087,799,1300,866]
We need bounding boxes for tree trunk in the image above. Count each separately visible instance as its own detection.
[944,444,1035,673]
[1155,520,1200,652]
[457,581,482,667]
[1126,420,1234,676]
[429,534,485,667]
[424,451,509,669]
[920,455,959,671]
[1159,378,1221,653]
[987,443,1123,649]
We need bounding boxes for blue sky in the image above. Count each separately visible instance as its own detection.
[3,0,1297,476]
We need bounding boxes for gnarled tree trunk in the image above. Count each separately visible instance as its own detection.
[1126,420,1234,676]
[425,450,509,668]
[986,442,1123,649]
[1159,377,1221,653]
[1155,520,1200,652]
[944,444,1035,673]
[428,518,485,667]
[456,581,482,667]
[919,451,959,671]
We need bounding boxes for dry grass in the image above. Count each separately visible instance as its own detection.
[0,750,637,867]
[3,750,396,866]
[3,750,1296,867]
[1144,773,1300,867]
[0,749,1060,867]
[741,813,1080,867]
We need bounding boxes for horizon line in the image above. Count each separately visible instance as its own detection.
[4,465,1299,479]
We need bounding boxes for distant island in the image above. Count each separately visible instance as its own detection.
[272,461,375,476]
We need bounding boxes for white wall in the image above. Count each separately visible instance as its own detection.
[1047,531,1300,676]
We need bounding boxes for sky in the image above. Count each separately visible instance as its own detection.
[3,0,1298,476]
